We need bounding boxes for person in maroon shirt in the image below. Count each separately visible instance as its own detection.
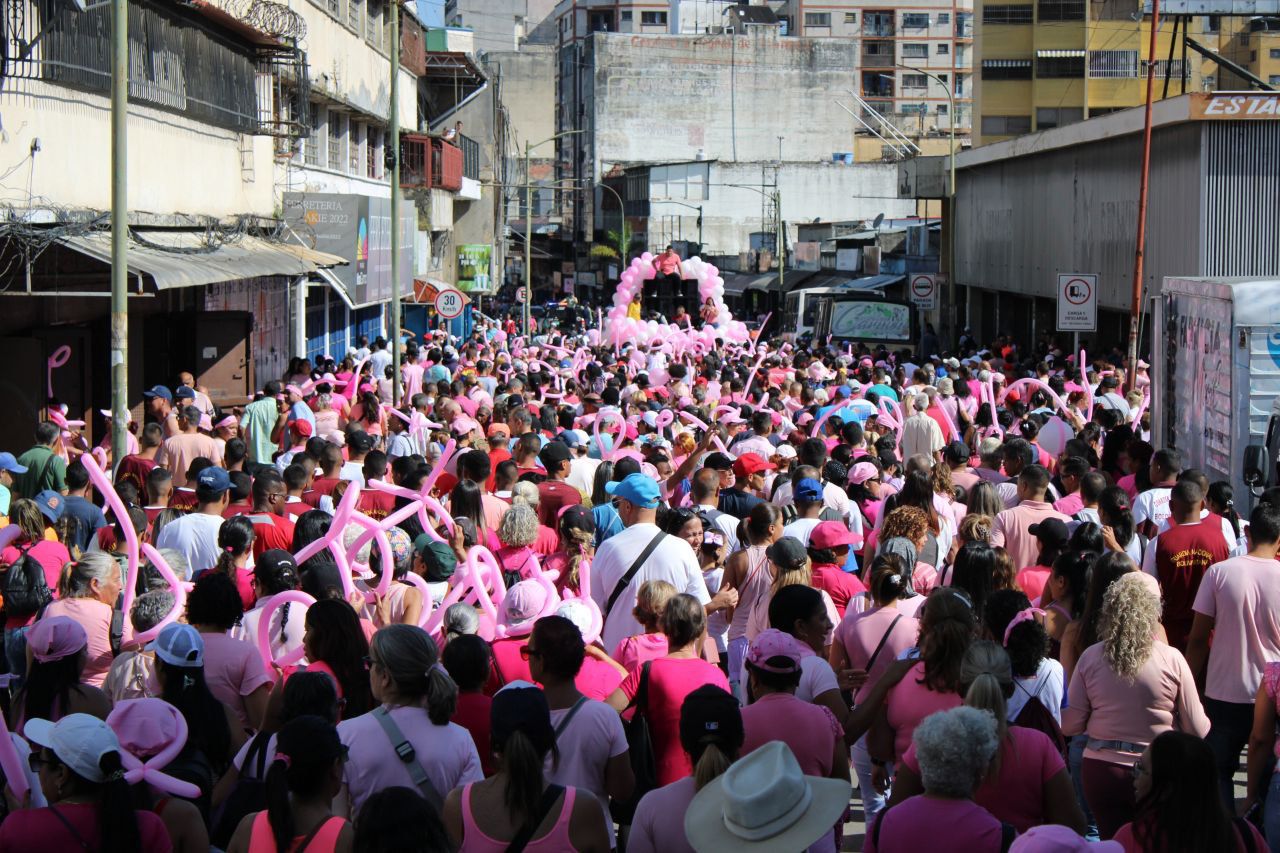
[442,634,496,776]
[114,422,163,496]
[535,440,582,529]
[1153,480,1230,650]
[303,444,344,508]
[805,521,866,618]
[356,450,395,520]
[167,457,214,512]
[246,470,296,558]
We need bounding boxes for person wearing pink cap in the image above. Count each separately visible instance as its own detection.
[486,579,550,690]
[806,521,866,619]
[107,698,209,852]
[2,713,171,851]
[154,404,222,479]
[11,615,111,726]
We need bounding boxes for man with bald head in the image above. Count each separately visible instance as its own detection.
[691,467,741,552]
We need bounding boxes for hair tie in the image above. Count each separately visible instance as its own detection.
[274,753,293,769]
[1003,607,1045,647]
[429,662,450,679]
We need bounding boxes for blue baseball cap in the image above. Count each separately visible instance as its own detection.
[33,490,65,524]
[0,452,28,475]
[142,385,173,402]
[196,466,232,492]
[605,473,662,509]
[794,477,824,503]
[173,386,196,401]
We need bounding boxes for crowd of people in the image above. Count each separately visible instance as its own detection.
[0,318,1273,853]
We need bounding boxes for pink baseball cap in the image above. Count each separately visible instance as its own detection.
[27,616,88,663]
[452,416,482,435]
[746,629,803,674]
[847,461,879,485]
[501,580,549,633]
[810,520,860,551]
[1010,825,1121,852]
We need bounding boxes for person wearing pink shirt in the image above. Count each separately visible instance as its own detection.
[40,552,121,689]
[612,580,674,673]
[992,465,1071,572]
[1014,517,1070,604]
[1062,574,1209,839]
[1053,456,1092,518]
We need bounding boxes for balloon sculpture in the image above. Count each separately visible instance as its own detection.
[604,253,750,352]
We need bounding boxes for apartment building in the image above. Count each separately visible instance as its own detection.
[1220,16,1280,89]
[973,0,1216,145]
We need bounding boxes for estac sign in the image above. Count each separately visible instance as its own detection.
[1191,92,1280,120]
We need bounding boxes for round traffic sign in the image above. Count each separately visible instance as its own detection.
[911,275,936,298]
[515,286,528,302]
[1064,277,1092,305]
[435,288,465,319]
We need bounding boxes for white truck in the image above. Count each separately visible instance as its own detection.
[1152,277,1280,506]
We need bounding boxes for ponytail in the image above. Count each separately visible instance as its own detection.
[264,755,295,852]
[500,729,558,826]
[97,750,141,853]
[265,715,346,851]
[425,663,458,725]
[959,640,1013,776]
[693,740,734,791]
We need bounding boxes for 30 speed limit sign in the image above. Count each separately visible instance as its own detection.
[434,289,465,319]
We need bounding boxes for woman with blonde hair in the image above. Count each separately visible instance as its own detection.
[495,503,541,587]
[886,640,1084,833]
[43,552,122,688]
[1062,573,1209,839]
[544,505,594,597]
[613,579,676,673]
[879,506,937,593]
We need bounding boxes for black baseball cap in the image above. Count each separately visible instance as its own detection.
[703,452,734,471]
[765,536,808,570]
[944,440,971,464]
[678,684,744,756]
[1028,518,1070,546]
[348,431,375,453]
[538,440,572,470]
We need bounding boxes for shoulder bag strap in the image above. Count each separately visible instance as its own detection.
[605,532,667,616]
[624,661,654,714]
[297,816,346,852]
[554,696,590,740]
[246,730,273,780]
[852,614,904,705]
[46,805,93,852]
[371,706,444,813]
[505,784,566,853]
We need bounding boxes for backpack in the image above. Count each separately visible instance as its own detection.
[1012,678,1069,761]
[210,732,271,848]
[3,544,53,618]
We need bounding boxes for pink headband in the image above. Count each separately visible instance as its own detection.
[1003,607,1044,646]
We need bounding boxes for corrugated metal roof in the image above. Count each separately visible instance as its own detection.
[58,232,347,291]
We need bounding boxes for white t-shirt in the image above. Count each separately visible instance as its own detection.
[1132,486,1172,528]
[230,598,308,664]
[154,512,224,577]
[547,699,628,847]
[339,461,367,486]
[590,523,710,654]
[695,504,741,554]
[783,517,822,547]
[797,654,840,704]
[1006,657,1065,724]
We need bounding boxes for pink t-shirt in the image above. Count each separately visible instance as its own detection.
[833,607,920,702]
[619,657,730,785]
[612,633,669,673]
[629,776,697,853]
[575,657,624,702]
[0,802,171,852]
[199,630,273,729]
[338,704,484,814]
[548,698,628,847]
[884,661,963,760]
[1062,640,1209,762]
[741,693,841,777]
[1117,473,1138,500]
[904,726,1064,832]
[489,637,532,689]
[1191,554,1280,704]
[41,598,114,687]
[1054,493,1085,517]
[992,501,1072,572]
[865,795,1004,853]
[1016,566,1052,603]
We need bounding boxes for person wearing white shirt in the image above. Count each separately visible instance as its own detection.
[690,469,741,554]
[900,394,944,462]
[590,474,732,654]
[783,476,827,546]
[153,467,232,576]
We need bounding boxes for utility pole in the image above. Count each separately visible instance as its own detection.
[1128,0,1160,393]
[110,0,128,470]
[523,130,584,339]
[389,0,402,404]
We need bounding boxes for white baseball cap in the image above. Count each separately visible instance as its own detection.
[24,713,121,783]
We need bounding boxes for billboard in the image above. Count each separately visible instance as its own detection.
[457,244,493,293]
[282,193,415,307]
[829,300,912,342]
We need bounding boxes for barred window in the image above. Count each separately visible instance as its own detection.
[982,59,1033,80]
[982,115,1032,135]
[1088,50,1139,78]
[983,5,1033,24]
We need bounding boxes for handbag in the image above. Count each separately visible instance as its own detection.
[610,661,657,825]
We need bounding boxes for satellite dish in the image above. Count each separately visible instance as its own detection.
[872,213,885,230]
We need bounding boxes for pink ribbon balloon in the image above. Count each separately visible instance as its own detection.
[1080,350,1095,425]
[0,717,29,801]
[592,409,627,461]
[81,455,140,615]
[46,345,71,397]
[255,590,316,669]
[132,545,187,646]
[108,700,202,798]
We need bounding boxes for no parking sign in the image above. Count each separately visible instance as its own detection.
[1057,274,1097,332]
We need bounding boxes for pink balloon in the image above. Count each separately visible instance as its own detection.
[1000,378,1072,421]
[108,700,202,798]
[1080,349,1095,424]
[0,716,28,801]
[592,409,627,461]
[132,545,187,646]
[81,455,140,615]
[255,590,316,669]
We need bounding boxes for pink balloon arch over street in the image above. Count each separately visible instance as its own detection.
[604,253,751,352]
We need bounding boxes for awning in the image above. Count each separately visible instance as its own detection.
[411,278,472,306]
[839,274,905,292]
[721,272,776,296]
[57,231,348,292]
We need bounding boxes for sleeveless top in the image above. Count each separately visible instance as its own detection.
[731,544,774,642]
[1046,602,1071,661]
[460,783,578,852]
[248,812,346,853]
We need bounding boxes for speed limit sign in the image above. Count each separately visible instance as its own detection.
[434,288,465,319]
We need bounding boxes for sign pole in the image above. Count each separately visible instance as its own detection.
[389,0,402,406]
[110,0,128,472]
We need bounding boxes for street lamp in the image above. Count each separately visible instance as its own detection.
[652,199,704,250]
[898,63,957,345]
[524,130,584,339]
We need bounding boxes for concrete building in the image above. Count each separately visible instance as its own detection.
[945,91,1280,348]
[444,0,559,50]
[1220,16,1280,89]
[972,0,1218,145]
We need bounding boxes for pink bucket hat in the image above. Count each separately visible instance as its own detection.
[106,698,202,798]
[27,616,88,663]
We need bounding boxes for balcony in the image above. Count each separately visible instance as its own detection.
[400,134,463,192]
[862,51,895,68]
[863,23,896,37]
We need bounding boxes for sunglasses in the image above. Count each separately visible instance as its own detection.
[519,645,541,661]
[28,752,58,773]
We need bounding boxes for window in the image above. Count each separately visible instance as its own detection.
[1271,74,1280,86]
[326,0,340,15]
[1036,107,1084,128]
[366,0,384,50]
[1037,0,1085,20]
[350,122,362,173]
[982,5,1033,24]
[649,162,709,200]
[902,13,930,28]
[1153,59,1189,79]
[937,103,949,113]
[1037,55,1085,77]
[902,43,928,58]
[982,59,1032,79]
[305,107,322,166]
[845,12,857,23]
[620,10,631,22]
[863,12,894,36]
[366,127,381,178]
[955,11,973,36]
[1204,14,1220,32]
[804,12,831,27]
[348,0,362,31]
[937,43,949,54]
[1271,49,1280,59]
[641,11,667,25]
[328,113,345,171]
[903,73,929,89]
[982,115,1032,135]
[1088,49,1138,78]
[938,12,950,23]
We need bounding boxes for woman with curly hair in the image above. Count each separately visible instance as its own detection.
[494,503,541,588]
[1062,573,1209,839]
[878,506,936,593]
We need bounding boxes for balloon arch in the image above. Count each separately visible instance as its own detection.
[603,253,751,353]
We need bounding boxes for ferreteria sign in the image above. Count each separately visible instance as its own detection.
[1191,92,1280,120]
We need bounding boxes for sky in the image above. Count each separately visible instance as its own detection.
[417,0,444,26]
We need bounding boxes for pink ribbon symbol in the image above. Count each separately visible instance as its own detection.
[46,345,71,397]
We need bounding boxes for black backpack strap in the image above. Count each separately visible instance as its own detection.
[245,730,273,780]
[605,531,667,616]
[505,784,565,853]
[852,614,904,705]
[554,696,590,740]
[624,662,653,714]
